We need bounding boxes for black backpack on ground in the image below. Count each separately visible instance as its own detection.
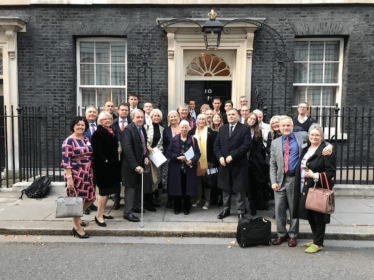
[236,216,272,248]
[19,176,51,199]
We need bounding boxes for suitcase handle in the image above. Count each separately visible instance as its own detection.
[250,216,269,223]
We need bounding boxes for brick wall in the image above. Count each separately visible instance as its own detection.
[0,5,372,113]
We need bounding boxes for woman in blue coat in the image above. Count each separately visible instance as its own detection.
[166,120,201,215]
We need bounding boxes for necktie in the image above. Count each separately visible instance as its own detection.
[91,123,96,134]
[138,127,146,155]
[121,120,125,131]
[284,136,290,173]
[229,125,233,138]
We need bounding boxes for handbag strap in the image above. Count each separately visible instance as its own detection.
[319,172,331,190]
[323,172,331,190]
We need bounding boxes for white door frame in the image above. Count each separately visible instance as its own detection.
[160,18,264,111]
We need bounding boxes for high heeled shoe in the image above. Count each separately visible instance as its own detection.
[95,216,107,227]
[72,227,89,239]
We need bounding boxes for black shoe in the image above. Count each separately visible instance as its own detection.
[95,216,107,227]
[80,222,87,227]
[238,214,246,220]
[123,214,140,222]
[132,207,145,213]
[72,227,89,239]
[83,209,90,215]
[174,210,180,215]
[144,205,157,212]
[90,204,98,211]
[184,211,189,215]
[217,210,230,219]
[103,215,114,219]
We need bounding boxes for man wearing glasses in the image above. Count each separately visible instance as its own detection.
[293,101,317,132]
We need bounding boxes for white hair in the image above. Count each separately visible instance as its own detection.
[131,108,144,119]
[253,109,263,116]
[150,108,163,119]
[179,120,190,130]
[97,111,113,125]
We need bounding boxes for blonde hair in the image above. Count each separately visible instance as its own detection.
[97,111,113,125]
[308,123,324,141]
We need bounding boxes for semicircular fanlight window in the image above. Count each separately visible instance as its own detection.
[186,54,231,77]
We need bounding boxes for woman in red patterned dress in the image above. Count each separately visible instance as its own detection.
[61,116,95,239]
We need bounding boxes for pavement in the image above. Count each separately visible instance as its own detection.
[0,182,374,240]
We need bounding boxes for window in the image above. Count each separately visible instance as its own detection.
[186,54,231,77]
[293,39,343,110]
[77,38,127,115]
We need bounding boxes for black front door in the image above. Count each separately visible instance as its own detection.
[185,81,232,113]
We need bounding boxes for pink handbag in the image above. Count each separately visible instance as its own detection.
[305,172,335,214]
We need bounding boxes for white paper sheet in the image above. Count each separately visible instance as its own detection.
[184,146,195,161]
[149,147,167,168]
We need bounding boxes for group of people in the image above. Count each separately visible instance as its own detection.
[62,96,336,254]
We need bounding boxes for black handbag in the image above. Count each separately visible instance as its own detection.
[204,168,218,189]
[236,217,272,248]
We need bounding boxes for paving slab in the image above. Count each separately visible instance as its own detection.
[1,184,374,240]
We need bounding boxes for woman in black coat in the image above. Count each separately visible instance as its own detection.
[91,111,121,227]
[245,113,268,215]
[293,123,336,254]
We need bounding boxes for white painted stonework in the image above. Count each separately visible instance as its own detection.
[0,18,27,171]
[160,18,263,111]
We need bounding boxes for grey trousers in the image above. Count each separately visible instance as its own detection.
[124,187,141,215]
[274,176,299,238]
[222,189,245,214]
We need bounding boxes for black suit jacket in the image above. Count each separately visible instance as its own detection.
[121,122,149,189]
[112,116,131,142]
[214,122,252,192]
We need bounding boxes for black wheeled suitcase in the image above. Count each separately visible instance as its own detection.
[236,216,272,248]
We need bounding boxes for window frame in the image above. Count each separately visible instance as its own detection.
[293,38,344,109]
[76,37,127,115]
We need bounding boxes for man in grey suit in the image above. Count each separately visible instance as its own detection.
[270,116,331,247]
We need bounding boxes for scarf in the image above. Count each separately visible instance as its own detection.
[102,125,115,137]
[194,126,208,169]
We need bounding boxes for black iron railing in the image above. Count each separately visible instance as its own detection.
[0,105,373,187]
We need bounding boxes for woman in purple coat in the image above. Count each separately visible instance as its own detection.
[166,120,201,215]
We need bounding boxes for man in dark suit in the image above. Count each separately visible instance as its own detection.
[214,108,252,220]
[111,102,132,210]
[104,101,118,120]
[122,109,150,222]
[83,105,98,140]
[222,100,233,124]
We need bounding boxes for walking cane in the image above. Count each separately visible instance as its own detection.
[140,171,144,228]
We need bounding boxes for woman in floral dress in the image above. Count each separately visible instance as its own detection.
[61,116,95,239]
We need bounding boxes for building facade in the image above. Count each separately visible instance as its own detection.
[0,1,373,182]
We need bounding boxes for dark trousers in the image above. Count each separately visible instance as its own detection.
[174,172,190,212]
[308,218,326,246]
